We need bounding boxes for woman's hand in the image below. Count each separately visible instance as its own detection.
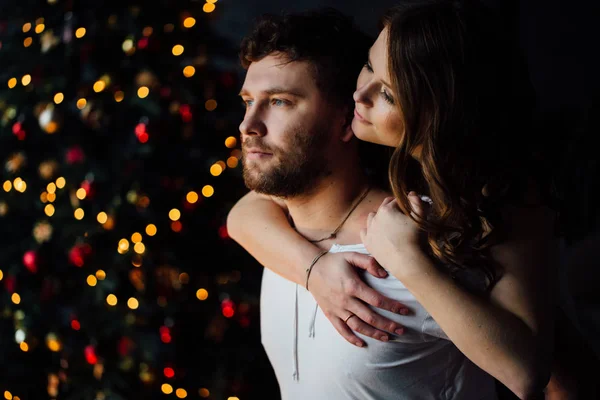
[360,192,429,275]
[308,251,409,347]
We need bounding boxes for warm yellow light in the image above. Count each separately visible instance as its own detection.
[47,182,56,193]
[205,99,217,111]
[207,0,218,3]
[106,294,118,306]
[122,38,134,52]
[97,212,108,224]
[202,185,214,198]
[23,37,33,47]
[74,208,84,220]
[137,86,149,98]
[35,24,45,34]
[47,192,56,202]
[227,157,239,168]
[87,275,97,286]
[224,136,237,148]
[76,188,87,200]
[47,337,61,352]
[3,181,11,192]
[44,204,55,217]
[145,224,157,236]
[118,239,130,253]
[203,3,216,13]
[199,388,210,398]
[93,80,106,92]
[227,397,239,400]
[77,98,87,109]
[210,164,223,176]
[14,179,27,193]
[169,208,181,221]
[183,66,195,77]
[172,44,184,56]
[176,388,188,398]
[23,22,32,33]
[11,293,21,304]
[19,342,28,352]
[161,384,173,394]
[196,288,208,301]
[114,91,124,102]
[127,297,139,309]
[0,270,3,281]
[7,78,17,89]
[56,177,66,188]
[75,27,86,38]
[96,270,106,280]
[21,74,32,86]
[54,92,64,104]
[131,232,142,243]
[185,191,198,204]
[133,242,145,254]
[183,17,196,28]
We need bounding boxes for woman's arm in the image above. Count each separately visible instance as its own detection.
[360,194,556,399]
[386,205,555,399]
[226,190,411,346]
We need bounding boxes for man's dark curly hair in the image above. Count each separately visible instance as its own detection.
[240,8,372,113]
[239,8,391,190]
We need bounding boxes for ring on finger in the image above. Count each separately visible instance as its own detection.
[344,313,356,324]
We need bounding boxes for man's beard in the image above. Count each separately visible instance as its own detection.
[242,123,331,198]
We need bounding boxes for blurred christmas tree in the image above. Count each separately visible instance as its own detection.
[0,0,276,399]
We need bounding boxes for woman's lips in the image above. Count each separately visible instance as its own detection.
[354,108,371,124]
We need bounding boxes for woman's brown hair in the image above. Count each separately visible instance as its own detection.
[381,0,545,288]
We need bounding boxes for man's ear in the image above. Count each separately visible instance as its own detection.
[339,110,355,143]
[341,122,354,143]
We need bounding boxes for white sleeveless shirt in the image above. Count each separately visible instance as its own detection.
[260,243,498,400]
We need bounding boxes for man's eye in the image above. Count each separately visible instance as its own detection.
[271,98,288,106]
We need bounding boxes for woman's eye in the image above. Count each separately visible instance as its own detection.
[363,62,373,72]
[242,99,253,108]
[380,88,394,105]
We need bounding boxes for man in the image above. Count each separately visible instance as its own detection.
[229,8,499,400]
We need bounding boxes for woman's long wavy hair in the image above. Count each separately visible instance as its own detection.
[381,0,546,287]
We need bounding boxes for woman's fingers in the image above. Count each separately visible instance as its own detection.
[349,277,410,316]
[348,300,406,337]
[343,251,387,278]
[328,315,366,347]
[345,315,393,342]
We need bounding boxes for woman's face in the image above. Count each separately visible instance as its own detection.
[352,27,404,148]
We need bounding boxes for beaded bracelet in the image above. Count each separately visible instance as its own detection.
[305,250,329,291]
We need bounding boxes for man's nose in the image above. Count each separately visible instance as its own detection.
[239,109,267,138]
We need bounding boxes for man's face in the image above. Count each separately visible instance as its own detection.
[239,53,337,198]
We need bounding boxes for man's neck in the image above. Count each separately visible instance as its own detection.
[284,174,370,243]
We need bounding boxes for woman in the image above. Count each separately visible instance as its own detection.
[228,1,558,398]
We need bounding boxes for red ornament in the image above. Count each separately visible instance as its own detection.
[65,145,85,164]
[118,336,134,356]
[163,367,175,378]
[4,275,15,293]
[80,180,95,199]
[84,345,98,365]
[23,250,37,273]
[68,243,92,267]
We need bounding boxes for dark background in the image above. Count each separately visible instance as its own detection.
[0,1,597,399]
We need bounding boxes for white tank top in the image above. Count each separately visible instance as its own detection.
[260,243,498,400]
